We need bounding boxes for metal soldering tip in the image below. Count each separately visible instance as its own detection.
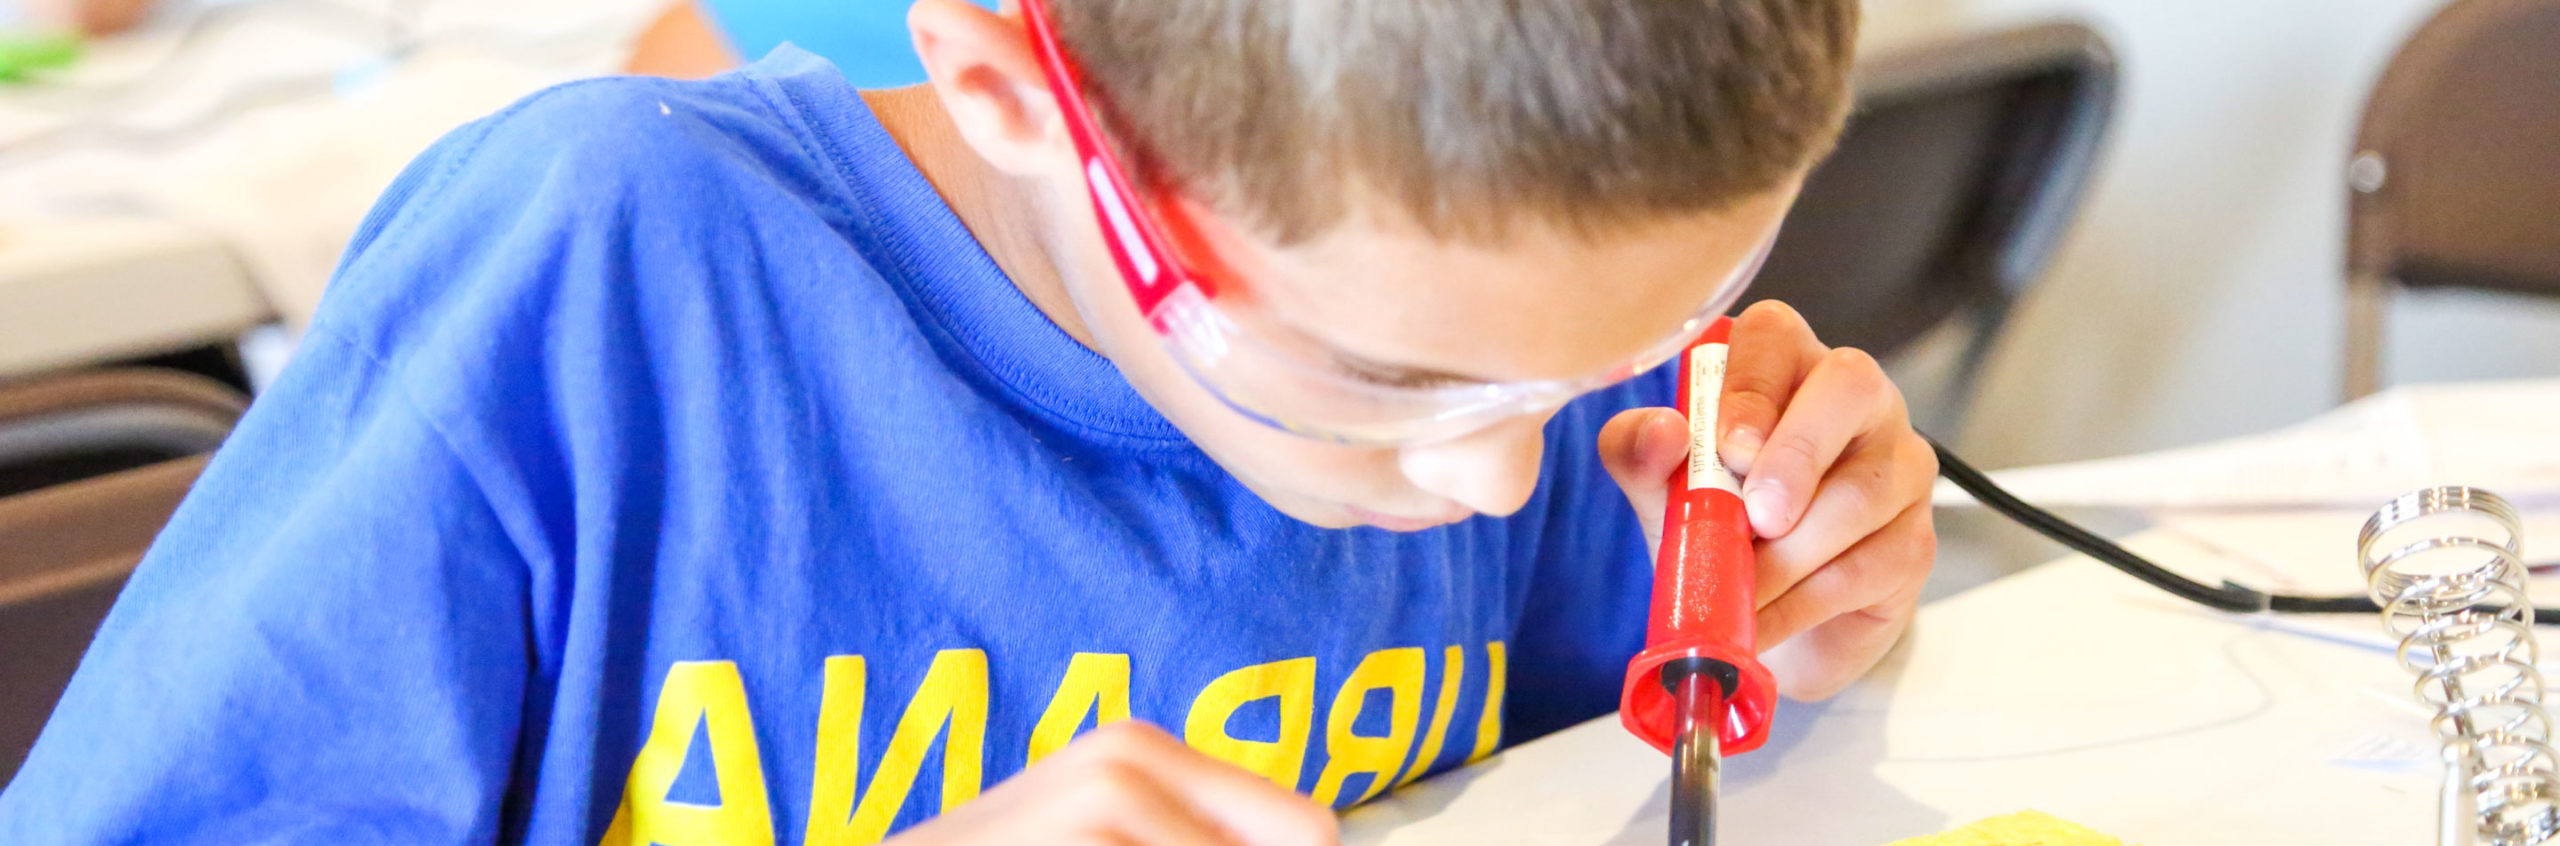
[1670,671,1723,846]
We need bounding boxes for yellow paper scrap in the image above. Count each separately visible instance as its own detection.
[1885,810,2129,845]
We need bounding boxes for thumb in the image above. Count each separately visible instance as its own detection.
[1598,407,1689,554]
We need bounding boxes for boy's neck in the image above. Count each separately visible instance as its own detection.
[861,86,1099,351]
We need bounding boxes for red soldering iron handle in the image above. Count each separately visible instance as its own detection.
[1620,317,1778,756]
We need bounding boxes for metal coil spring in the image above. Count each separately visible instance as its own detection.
[2362,486,2559,846]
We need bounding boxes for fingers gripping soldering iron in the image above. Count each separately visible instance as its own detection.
[1621,317,1776,846]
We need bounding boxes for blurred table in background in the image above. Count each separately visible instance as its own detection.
[0,216,261,380]
[0,0,663,380]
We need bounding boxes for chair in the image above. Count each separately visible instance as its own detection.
[0,368,243,498]
[2341,0,2560,400]
[1743,21,2116,435]
[0,368,242,783]
[0,456,209,784]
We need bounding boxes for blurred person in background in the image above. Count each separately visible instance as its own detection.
[12,0,152,34]
[628,0,994,84]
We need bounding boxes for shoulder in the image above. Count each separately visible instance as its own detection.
[334,47,876,260]
[304,51,946,406]
[361,50,870,242]
[398,72,825,224]
[316,62,873,336]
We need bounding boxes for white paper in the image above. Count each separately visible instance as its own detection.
[1343,532,2452,846]
[1933,379,2560,510]
[1687,343,1739,495]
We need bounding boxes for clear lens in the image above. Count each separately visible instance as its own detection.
[1151,261,1755,446]
[1152,286,1531,444]
[1032,0,1773,448]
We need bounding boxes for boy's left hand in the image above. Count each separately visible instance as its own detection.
[1598,300,1938,702]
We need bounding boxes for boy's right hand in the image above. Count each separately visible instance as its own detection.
[887,721,1341,846]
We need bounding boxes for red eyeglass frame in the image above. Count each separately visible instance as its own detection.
[1011,0,1779,445]
[1018,0,1219,333]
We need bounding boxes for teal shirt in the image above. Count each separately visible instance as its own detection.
[697,0,995,87]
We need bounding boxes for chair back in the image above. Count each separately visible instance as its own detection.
[1745,21,2115,431]
[2342,0,2560,398]
[0,456,210,784]
[0,368,241,784]
[0,369,242,497]
[2349,0,2560,297]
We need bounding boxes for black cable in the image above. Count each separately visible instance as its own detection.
[1924,433,2560,623]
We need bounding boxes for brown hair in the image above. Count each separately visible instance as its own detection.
[1050,0,1860,245]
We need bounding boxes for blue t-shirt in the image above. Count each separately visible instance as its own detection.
[0,49,1668,844]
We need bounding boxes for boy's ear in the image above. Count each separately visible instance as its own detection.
[909,0,1072,177]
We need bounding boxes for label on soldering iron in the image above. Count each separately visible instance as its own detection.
[1686,343,1741,494]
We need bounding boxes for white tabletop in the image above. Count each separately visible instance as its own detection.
[1343,533,2449,845]
[0,0,661,380]
[1346,380,2560,845]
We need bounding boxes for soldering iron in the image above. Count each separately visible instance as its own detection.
[1618,318,2560,846]
[1620,317,1773,846]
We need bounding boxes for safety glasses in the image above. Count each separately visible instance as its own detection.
[1018,0,1773,446]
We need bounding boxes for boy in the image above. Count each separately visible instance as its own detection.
[0,1,1937,843]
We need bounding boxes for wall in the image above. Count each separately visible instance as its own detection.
[1862,0,2560,468]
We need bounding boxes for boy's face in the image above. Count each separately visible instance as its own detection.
[1044,184,1797,530]
[908,0,1801,529]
